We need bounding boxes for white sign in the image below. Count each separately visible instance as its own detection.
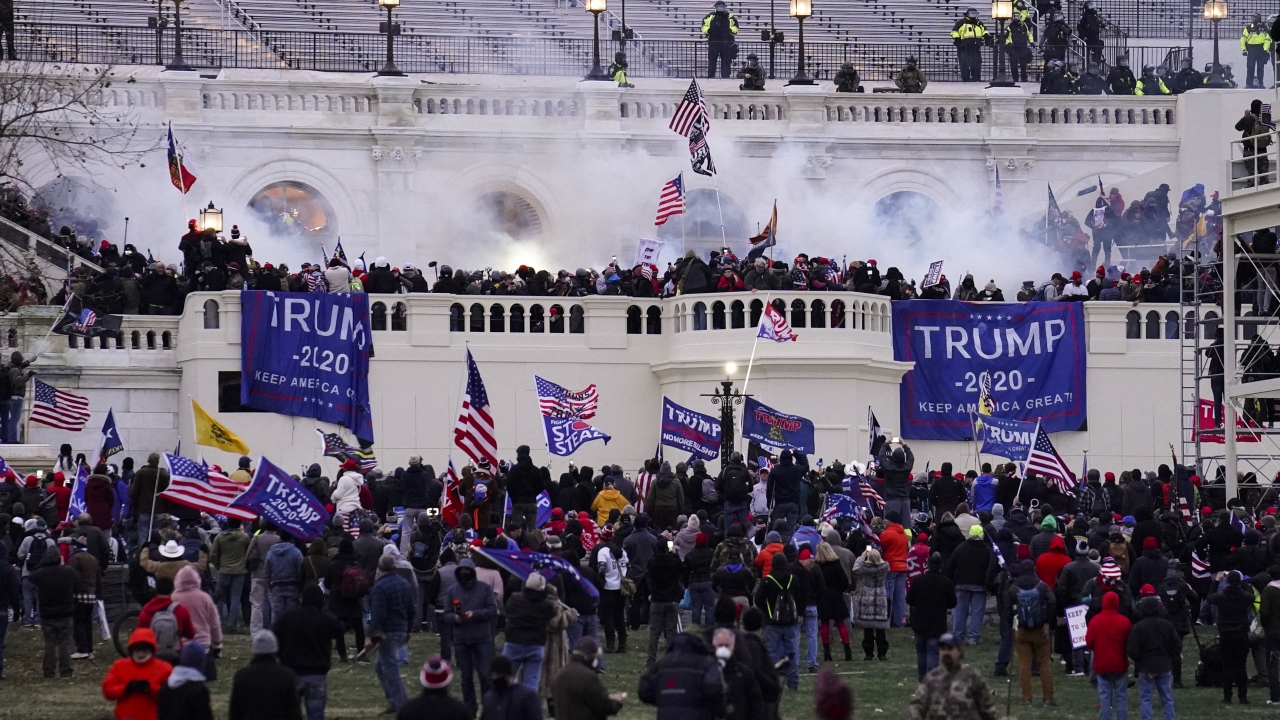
[635,238,665,268]
[1065,603,1089,649]
[923,260,944,288]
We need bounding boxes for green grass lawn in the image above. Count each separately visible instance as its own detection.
[0,622,1273,719]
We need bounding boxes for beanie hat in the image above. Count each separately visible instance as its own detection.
[1142,537,1158,550]
[251,630,279,655]
[1104,472,1115,482]
[1041,515,1057,530]
[765,531,781,544]
[524,573,546,592]
[798,547,813,561]
[1099,558,1122,582]
[695,532,708,547]
[420,656,453,688]
[180,641,208,668]
[1016,544,1031,561]
[968,524,985,539]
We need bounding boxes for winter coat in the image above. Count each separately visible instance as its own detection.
[969,475,998,513]
[274,593,347,675]
[1209,582,1255,636]
[907,662,997,720]
[1034,536,1071,589]
[85,474,116,530]
[1003,567,1055,629]
[1086,592,1132,674]
[131,462,171,516]
[102,629,174,720]
[369,571,416,637]
[947,536,993,589]
[330,472,365,515]
[646,472,685,514]
[755,542,785,575]
[171,566,222,649]
[907,568,957,638]
[1259,579,1280,636]
[591,488,630,526]
[1126,597,1182,674]
[400,688,473,720]
[817,559,850,620]
[881,523,909,572]
[210,528,250,575]
[444,566,498,643]
[766,453,804,505]
[649,549,685,603]
[505,585,556,646]
[481,684,542,720]
[227,655,302,720]
[710,535,756,570]
[876,444,915,499]
[246,530,280,579]
[1055,556,1100,606]
[929,520,965,563]
[157,667,213,720]
[265,541,303,587]
[302,540,330,585]
[29,549,76,620]
[1122,479,1154,517]
[852,557,890,629]
[552,655,624,720]
[506,454,545,505]
[637,633,725,720]
[1127,548,1168,595]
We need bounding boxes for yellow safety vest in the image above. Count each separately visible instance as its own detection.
[1135,77,1170,95]
[951,18,989,42]
[1242,23,1272,53]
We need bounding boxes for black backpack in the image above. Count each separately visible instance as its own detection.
[723,466,751,503]
[24,534,47,572]
[1196,638,1223,688]
[765,575,798,625]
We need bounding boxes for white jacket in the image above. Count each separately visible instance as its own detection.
[331,471,364,514]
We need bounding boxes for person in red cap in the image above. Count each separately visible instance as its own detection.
[1059,270,1089,300]
[1086,591,1131,720]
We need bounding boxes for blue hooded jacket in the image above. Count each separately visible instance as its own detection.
[970,474,998,513]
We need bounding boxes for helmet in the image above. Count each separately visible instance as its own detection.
[965,6,977,15]
[1142,64,1155,74]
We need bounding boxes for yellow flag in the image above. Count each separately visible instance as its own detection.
[192,399,251,455]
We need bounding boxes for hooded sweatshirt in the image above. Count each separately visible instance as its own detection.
[171,565,222,649]
[330,471,365,515]
[264,540,304,586]
[1035,535,1071,588]
[102,628,174,720]
[1086,591,1132,674]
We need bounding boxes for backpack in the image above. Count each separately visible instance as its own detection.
[341,564,370,599]
[723,466,751,503]
[765,575,798,625]
[24,535,48,572]
[1196,638,1223,688]
[1090,485,1109,517]
[1015,585,1043,628]
[150,601,181,662]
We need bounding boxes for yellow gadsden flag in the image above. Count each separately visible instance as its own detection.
[192,399,251,455]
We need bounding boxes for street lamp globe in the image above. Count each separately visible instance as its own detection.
[789,0,812,18]
[199,201,223,233]
[1203,0,1226,20]
[991,0,1013,20]
[725,362,738,375]
[584,0,607,13]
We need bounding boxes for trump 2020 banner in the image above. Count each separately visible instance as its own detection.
[240,291,375,441]
[660,397,721,462]
[231,456,331,541]
[742,397,816,455]
[978,415,1039,460]
[892,301,1086,441]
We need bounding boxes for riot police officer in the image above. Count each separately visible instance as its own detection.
[950,7,991,82]
[1135,64,1171,94]
[1242,13,1272,88]
[702,0,739,79]
[737,53,764,90]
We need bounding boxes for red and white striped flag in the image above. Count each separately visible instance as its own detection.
[635,467,655,513]
[31,379,91,431]
[1025,422,1076,497]
[454,349,498,469]
[1190,551,1211,580]
[655,173,685,226]
[441,457,465,527]
[669,79,709,137]
[1179,497,1193,528]
[758,302,798,343]
[160,453,256,521]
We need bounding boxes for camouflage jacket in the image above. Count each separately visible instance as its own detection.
[907,663,997,720]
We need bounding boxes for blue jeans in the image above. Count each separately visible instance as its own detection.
[455,640,494,713]
[296,674,328,720]
[501,642,545,690]
[568,614,601,669]
[689,581,716,627]
[136,513,156,546]
[764,624,800,690]
[1097,672,1129,720]
[215,573,246,631]
[953,589,986,643]
[771,503,800,530]
[4,397,22,443]
[21,576,39,626]
[914,633,939,681]
[375,632,408,709]
[886,572,907,627]
[1138,671,1174,720]
[803,606,819,668]
[722,501,750,531]
[269,584,300,621]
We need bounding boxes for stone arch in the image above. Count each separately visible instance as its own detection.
[225,157,360,249]
[442,164,562,241]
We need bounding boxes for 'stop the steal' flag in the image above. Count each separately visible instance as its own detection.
[535,490,553,527]
[240,291,375,442]
[742,397,815,455]
[543,417,611,456]
[759,302,798,342]
[231,456,331,541]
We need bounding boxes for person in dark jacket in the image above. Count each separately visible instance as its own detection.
[84,467,116,531]
[928,464,966,519]
[945,525,992,645]
[0,542,19,679]
[1127,596,1180,718]
[907,553,956,680]
[481,654,543,720]
[876,440,915,523]
[929,513,965,563]
[711,627,763,720]
[552,637,624,720]
[301,464,331,505]
[274,584,347,720]
[446,559,498,713]
[1210,570,1254,703]
[1129,537,1169,595]
[766,450,804,528]
[1159,560,1197,687]
[1122,474,1154,517]
[370,554,417,713]
[755,554,801,691]
[229,630,303,720]
[1006,559,1055,705]
[506,446,546,529]
[399,656,472,720]
[503,572,556,689]
[158,641,214,720]
[647,541,685,665]
[323,537,366,651]
[638,632,725,720]
[1230,529,1272,577]
[400,457,439,553]
[29,545,75,677]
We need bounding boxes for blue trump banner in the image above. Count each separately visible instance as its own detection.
[742,397,816,455]
[472,547,600,600]
[978,414,1039,460]
[660,397,721,462]
[535,490,553,527]
[240,291,375,442]
[892,300,1087,440]
[231,456,331,541]
[543,416,611,456]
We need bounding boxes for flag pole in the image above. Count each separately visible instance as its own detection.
[711,173,728,249]
[737,291,770,451]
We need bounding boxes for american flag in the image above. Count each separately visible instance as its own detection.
[1025,422,1076,497]
[635,465,655,513]
[1190,550,1211,580]
[846,472,885,511]
[73,308,97,333]
[1179,496,1193,528]
[454,350,498,469]
[160,453,257,521]
[305,268,325,293]
[343,512,361,538]
[316,429,377,471]
[654,173,686,227]
[758,302,798,343]
[31,379,91,431]
[669,79,709,137]
[534,376,598,419]
[687,117,716,177]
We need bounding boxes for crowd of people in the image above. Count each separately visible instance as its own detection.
[2,433,1280,719]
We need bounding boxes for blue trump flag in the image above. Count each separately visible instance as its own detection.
[660,397,721,462]
[790,525,823,551]
[535,490,553,527]
[892,300,1087,441]
[742,397,816,455]
[822,494,862,522]
[543,416,611,456]
[66,464,89,521]
[231,456,331,541]
[978,414,1040,460]
[472,546,600,601]
[240,291,375,442]
[99,409,123,462]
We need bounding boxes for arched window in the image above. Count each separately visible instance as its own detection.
[569,305,585,334]
[450,303,464,332]
[146,331,156,349]
[550,305,565,333]
[130,330,141,349]
[790,299,806,328]
[391,302,407,331]
[1203,310,1220,339]
[646,306,662,334]
[712,301,726,330]
[203,299,220,329]
[731,300,745,329]
[489,304,505,333]
[510,304,526,333]
[1165,311,1179,339]
[627,306,642,335]
[5,329,15,348]
[811,299,826,328]
[693,302,708,331]
[831,299,846,328]
[750,299,764,326]
[1184,311,1196,340]
[530,305,546,333]
[469,303,485,332]
[1125,310,1140,339]
[371,302,387,331]
[1145,310,1160,339]
[161,331,172,349]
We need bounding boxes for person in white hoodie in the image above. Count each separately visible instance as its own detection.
[330,460,365,517]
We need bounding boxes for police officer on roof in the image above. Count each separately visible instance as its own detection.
[702,1,739,79]
[950,7,991,82]
[1135,64,1170,95]
[1107,54,1136,94]
[1242,13,1272,88]
[1004,11,1034,82]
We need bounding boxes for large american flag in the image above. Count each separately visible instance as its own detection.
[534,376,598,419]
[1025,422,1075,496]
[454,350,498,469]
[654,173,686,227]
[635,466,654,513]
[669,79,709,137]
[31,379,91,431]
[160,453,257,521]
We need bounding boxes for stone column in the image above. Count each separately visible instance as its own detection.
[158,69,205,123]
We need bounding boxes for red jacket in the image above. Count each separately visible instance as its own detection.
[84,475,116,530]
[1085,592,1132,674]
[906,541,931,590]
[102,628,173,720]
[1035,535,1071,588]
[137,595,196,644]
[755,542,785,574]
[880,523,909,572]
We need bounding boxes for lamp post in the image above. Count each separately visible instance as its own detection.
[761,0,783,78]
[702,363,748,473]
[787,0,815,85]
[165,0,194,71]
[1204,0,1230,87]
[199,202,223,233]
[584,0,610,80]
[988,0,1015,86]
[377,0,404,77]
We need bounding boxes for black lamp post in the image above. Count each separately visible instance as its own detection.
[377,0,405,77]
[1204,0,1230,87]
[761,0,783,78]
[787,0,815,85]
[703,363,748,473]
[165,0,194,71]
[988,0,1015,86]
[585,0,610,80]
